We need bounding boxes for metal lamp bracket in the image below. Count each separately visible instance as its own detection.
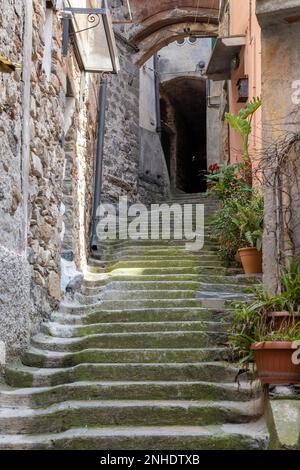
[61,8,106,57]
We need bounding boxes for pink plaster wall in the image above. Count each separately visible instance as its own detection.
[228,0,262,183]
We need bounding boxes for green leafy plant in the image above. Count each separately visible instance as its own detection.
[211,200,242,264]
[277,257,300,312]
[206,163,250,202]
[228,258,300,365]
[211,190,263,264]
[225,97,262,162]
[230,191,264,251]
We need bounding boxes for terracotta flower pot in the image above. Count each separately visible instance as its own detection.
[238,247,262,274]
[267,311,300,330]
[251,341,300,385]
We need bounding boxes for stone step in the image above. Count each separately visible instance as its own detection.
[104,266,228,276]
[81,281,252,297]
[104,255,220,263]
[21,347,228,368]
[82,281,202,294]
[0,399,263,435]
[3,377,257,403]
[199,282,254,294]
[51,307,229,325]
[99,240,219,249]
[31,331,227,352]
[42,320,227,337]
[83,274,258,288]
[0,422,268,450]
[105,260,222,270]
[99,298,206,310]
[3,362,240,390]
[80,290,199,303]
[101,248,217,256]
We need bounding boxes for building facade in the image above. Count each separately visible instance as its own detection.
[208,0,300,293]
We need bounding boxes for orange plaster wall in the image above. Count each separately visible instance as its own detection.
[228,0,262,184]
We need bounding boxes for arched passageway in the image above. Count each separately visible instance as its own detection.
[112,0,219,64]
[161,77,208,193]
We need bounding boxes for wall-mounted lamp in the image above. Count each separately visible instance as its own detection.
[231,54,240,71]
[237,77,249,103]
[196,60,206,76]
[60,0,120,74]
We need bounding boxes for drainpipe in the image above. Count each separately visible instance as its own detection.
[20,0,33,255]
[91,77,107,251]
[154,53,162,139]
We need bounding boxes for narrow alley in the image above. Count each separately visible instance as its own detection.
[0,194,268,449]
[1,0,300,456]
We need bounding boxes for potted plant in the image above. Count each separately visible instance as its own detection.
[229,262,300,385]
[231,191,264,274]
[251,335,300,385]
[209,164,253,266]
[265,258,300,329]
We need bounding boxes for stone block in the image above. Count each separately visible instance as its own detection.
[0,245,33,360]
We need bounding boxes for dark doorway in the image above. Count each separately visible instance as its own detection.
[160,77,207,193]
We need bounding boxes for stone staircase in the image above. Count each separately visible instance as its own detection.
[0,194,269,449]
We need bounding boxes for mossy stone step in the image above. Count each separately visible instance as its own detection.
[99,289,198,301]
[105,266,228,276]
[3,376,257,402]
[42,320,227,338]
[21,347,228,368]
[100,298,206,310]
[0,399,264,434]
[104,260,221,272]
[52,307,229,325]
[0,362,241,392]
[82,281,202,295]
[31,331,227,352]
[0,423,269,450]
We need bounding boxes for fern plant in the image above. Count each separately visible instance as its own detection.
[225,97,262,162]
[231,191,264,251]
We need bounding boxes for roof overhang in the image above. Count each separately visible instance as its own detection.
[256,0,300,27]
[206,35,246,81]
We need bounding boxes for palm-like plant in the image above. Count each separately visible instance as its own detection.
[225,97,262,162]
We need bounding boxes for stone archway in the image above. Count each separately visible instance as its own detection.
[129,0,219,64]
[112,1,219,64]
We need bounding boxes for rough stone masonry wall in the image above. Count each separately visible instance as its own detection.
[0,0,33,359]
[28,1,65,319]
[61,48,98,272]
[0,1,98,360]
[101,37,140,203]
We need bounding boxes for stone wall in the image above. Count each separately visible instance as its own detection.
[0,1,99,359]
[0,0,33,359]
[0,0,25,252]
[260,21,300,292]
[101,36,140,203]
[61,47,99,272]
[138,57,170,203]
[28,1,65,317]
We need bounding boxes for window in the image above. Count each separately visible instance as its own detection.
[188,37,197,44]
[176,38,185,46]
